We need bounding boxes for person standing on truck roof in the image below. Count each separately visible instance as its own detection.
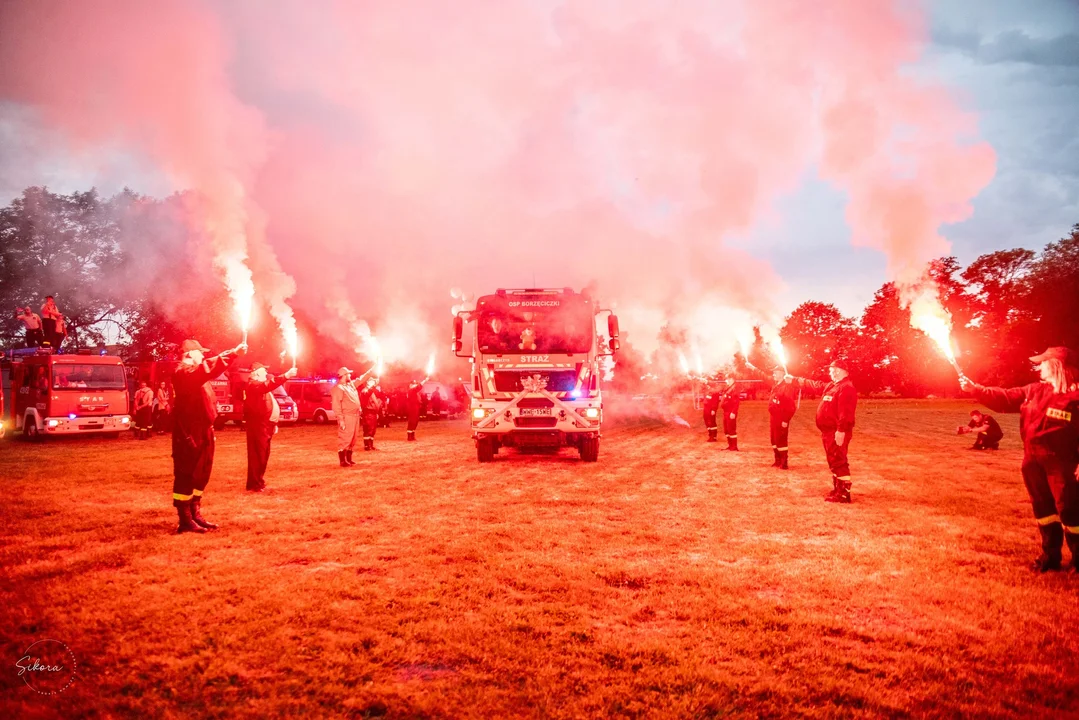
[243,362,298,492]
[406,379,424,441]
[53,314,67,352]
[171,338,247,534]
[134,381,154,440]
[791,359,858,503]
[360,376,384,451]
[40,296,61,349]
[720,377,741,451]
[332,366,373,466]
[16,307,42,347]
[961,347,1079,572]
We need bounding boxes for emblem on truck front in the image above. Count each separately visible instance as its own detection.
[521,375,549,393]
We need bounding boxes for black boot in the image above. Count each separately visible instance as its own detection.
[339,450,348,467]
[707,429,717,443]
[369,438,378,451]
[778,452,789,470]
[824,477,841,502]
[771,449,780,467]
[345,450,356,466]
[826,479,851,504]
[726,437,738,451]
[363,439,371,451]
[1034,523,1064,572]
[190,497,218,530]
[407,431,415,441]
[176,503,206,534]
[1066,530,1079,573]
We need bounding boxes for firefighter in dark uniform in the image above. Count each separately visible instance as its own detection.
[795,359,858,503]
[359,376,383,450]
[720,377,740,451]
[961,347,1079,572]
[702,382,721,442]
[768,367,800,469]
[958,410,1004,450]
[243,362,297,492]
[406,379,424,441]
[171,338,246,533]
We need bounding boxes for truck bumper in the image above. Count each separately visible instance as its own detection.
[43,415,131,434]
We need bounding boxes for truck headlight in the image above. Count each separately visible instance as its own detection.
[47,419,60,428]
[472,408,488,420]
[121,417,130,425]
[584,408,600,419]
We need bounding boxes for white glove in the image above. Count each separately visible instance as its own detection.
[729,413,736,420]
[781,422,788,428]
[835,431,845,445]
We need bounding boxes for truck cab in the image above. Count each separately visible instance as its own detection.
[453,288,619,462]
[11,349,131,439]
[284,378,337,424]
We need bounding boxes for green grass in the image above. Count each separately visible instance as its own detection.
[1,400,1076,718]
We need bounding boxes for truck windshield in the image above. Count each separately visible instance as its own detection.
[53,364,126,390]
[477,302,593,355]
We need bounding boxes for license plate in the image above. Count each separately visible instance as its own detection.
[519,408,552,417]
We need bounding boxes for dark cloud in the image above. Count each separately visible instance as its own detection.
[933,27,1079,67]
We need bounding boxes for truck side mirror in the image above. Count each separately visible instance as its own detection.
[609,338,620,353]
[607,314,620,340]
[452,315,464,354]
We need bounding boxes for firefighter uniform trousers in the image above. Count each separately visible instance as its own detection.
[769,415,789,468]
[822,429,853,487]
[704,406,718,442]
[1022,450,1079,560]
[246,421,275,490]
[172,427,215,507]
[406,410,420,440]
[723,412,738,450]
[338,411,359,452]
[362,410,379,449]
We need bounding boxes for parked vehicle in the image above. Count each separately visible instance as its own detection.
[284,378,338,424]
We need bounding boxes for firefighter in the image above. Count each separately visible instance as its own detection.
[332,366,372,466]
[720,377,740,451]
[154,381,172,435]
[957,410,1004,450]
[171,339,246,534]
[794,359,858,503]
[40,296,61,349]
[378,385,392,428]
[961,347,1079,572]
[244,362,298,492]
[768,367,800,469]
[16,307,43,347]
[133,381,154,440]
[702,381,720,442]
[406,379,424,441]
[429,387,443,419]
[360,376,383,450]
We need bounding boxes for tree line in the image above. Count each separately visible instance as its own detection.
[2,187,1077,395]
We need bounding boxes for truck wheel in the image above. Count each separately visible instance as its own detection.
[213,419,226,431]
[580,436,599,462]
[477,437,495,463]
[313,410,327,424]
[24,419,41,442]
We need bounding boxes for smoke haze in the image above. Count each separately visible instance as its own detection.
[0,0,994,370]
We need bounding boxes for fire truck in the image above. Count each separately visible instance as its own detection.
[9,349,131,439]
[453,288,619,462]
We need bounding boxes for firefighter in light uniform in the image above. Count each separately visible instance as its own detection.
[360,377,383,450]
[720,377,740,451]
[794,359,858,503]
[702,382,721,442]
[134,381,154,440]
[244,362,297,491]
[768,367,800,469]
[406,379,424,441]
[961,347,1079,572]
[171,338,246,534]
[332,366,372,466]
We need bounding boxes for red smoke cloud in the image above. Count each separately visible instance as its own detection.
[0,0,994,369]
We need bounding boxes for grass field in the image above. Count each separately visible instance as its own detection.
[1,399,1077,719]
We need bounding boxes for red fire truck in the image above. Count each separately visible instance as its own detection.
[10,349,131,439]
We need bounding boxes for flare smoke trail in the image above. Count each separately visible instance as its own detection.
[0,0,994,369]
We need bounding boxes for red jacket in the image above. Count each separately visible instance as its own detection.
[360,385,383,414]
[720,385,740,414]
[803,377,857,432]
[172,354,237,439]
[974,382,1079,458]
[244,374,288,425]
[768,379,800,422]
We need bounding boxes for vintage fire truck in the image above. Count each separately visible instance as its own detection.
[453,288,619,462]
[9,349,131,439]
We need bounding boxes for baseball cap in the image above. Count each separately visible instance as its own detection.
[251,362,267,372]
[1029,347,1076,367]
[337,366,353,377]
[181,339,210,354]
[829,358,851,372]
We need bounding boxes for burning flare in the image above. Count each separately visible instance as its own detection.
[425,353,436,378]
[908,289,963,376]
[678,351,690,377]
[285,329,299,368]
